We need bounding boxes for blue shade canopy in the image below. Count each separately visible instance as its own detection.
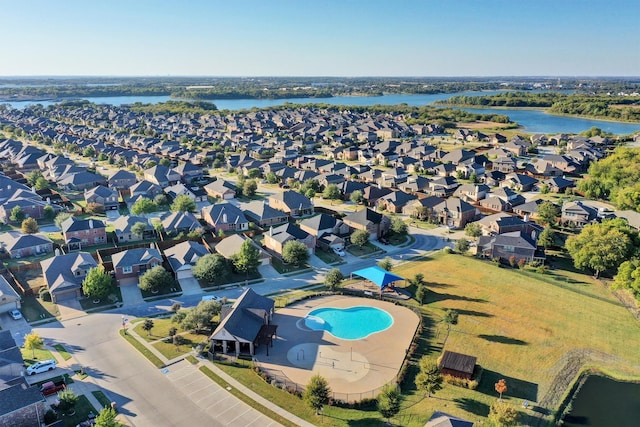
[352,266,405,290]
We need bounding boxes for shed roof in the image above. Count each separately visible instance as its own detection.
[351,266,404,290]
[440,350,477,375]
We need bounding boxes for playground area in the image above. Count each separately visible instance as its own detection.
[254,295,420,401]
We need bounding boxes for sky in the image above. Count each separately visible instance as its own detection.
[1,0,638,77]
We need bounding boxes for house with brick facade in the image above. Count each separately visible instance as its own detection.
[342,208,390,241]
[111,247,163,285]
[41,252,98,303]
[264,223,316,256]
[84,185,119,211]
[0,232,53,259]
[268,190,313,218]
[61,217,107,250]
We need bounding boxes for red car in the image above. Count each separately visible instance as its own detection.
[40,380,66,397]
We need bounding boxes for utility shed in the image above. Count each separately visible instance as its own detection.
[439,350,477,380]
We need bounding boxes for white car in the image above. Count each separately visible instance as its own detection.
[333,248,346,257]
[26,359,57,376]
[9,309,22,320]
[201,295,220,302]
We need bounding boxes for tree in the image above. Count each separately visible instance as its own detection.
[27,170,44,186]
[416,285,427,305]
[57,389,79,415]
[282,240,309,266]
[43,205,56,222]
[441,309,459,347]
[131,198,157,216]
[377,383,401,423]
[24,332,44,358]
[154,194,168,206]
[351,229,369,248]
[21,217,39,234]
[243,179,258,198]
[54,212,73,229]
[82,265,112,301]
[35,176,50,190]
[170,194,196,213]
[173,334,185,347]
[324,268,344,290]
[390,216,408,235]
[82,146,96,158]
[537,201,560,226]
[613,259,640,302]
[142,319,154,336]
[350,190,364,205]
[265,171,279,184]
[303,374,330,415]
[85,202,105,215]
[247,168,262,179]
[193,254,229,285]
[233,239,261,275]
[465,222,482,238]
[495,378,508,400]
[415,357,443,397]
[322,184,341,202]
[566,221,632,278]
[94,406,123,427]
[378,256,393,272]
[138,266,174,293]
[180,300,221,332]
[488,401,519,427]
[454,238,470,253]
[538,227,555,249]
[301,179,320,195]
[9,206,25,223]
[159,158,172,167]
[131,221,149,238]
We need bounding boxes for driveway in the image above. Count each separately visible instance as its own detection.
[120,284,144,306]
[57,299,86,321]
[177,277,202,296]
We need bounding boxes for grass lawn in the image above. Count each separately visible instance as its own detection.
[346,242,382,257]
[119,329,165,368]
[140,280,182,299]
[59,394,97,427]
[387,231,408,246]
[4,252,57,268]
[91,390,112,409]
[211,361,385,427]
[12,268,46,294]
[21,348,55,365]
[53,344,72,361]
[271,257,311,274]
[152,337,197,360]
[314,248,343,265]
[390,252,640,425]
[133,318,182,343]
[20,295,59,321]
[78,286,123,311]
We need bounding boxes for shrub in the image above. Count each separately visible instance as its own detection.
[39,287,52,302]
[44,409,58,424]
[518,258,527,269]
[442,247,452,254]
[509,255,517,268]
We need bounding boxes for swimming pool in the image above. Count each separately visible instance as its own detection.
[305,306,393,340]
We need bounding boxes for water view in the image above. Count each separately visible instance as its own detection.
[3,91,640,135]
[563,375,640,427]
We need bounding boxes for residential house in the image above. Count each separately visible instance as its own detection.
[143,164,180,188]
[204,180,236,200]
[61,217,107,250]
[268,190,313,217]
[375,190,417,213]
[57,170,107,191]
[111,247,163,285]
[433,198,479,229]
[264,223,316,255]
[542,176,575,193]
[512,199,546,221]
[492,156,517,173]
[428,176,460,198]
[161,211,203,235]
[214,234,271,266]
[342,208,390,241]
[477,213,542,237]
[561,200,599,227]
[425,412,474,427]
[129,180,164,198]
[108,170,137,192]
[478,231,545,264]
[453,184,489,202]
[173,162,203,183]
[84,185,119,211]
[209,288,275,356]
[241,201,289,229]
[504,173,538,192]
[41,252,98,302]
[112,215,155,243]
[0,232,53,259]
[361,185,393,207]
[402,195,444,221]
[0,276,21,313]
[201,203,250,233]
[479,195,513,213]
[299,213,350,252]
[164,183,206,203]
[164,240,210,279]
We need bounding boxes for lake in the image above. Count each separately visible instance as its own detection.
[563,375,640,427]
[3,92,640,135]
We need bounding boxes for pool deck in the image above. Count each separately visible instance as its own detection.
[254,295,420,400]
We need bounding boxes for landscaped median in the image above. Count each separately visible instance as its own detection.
[119,329,165,368]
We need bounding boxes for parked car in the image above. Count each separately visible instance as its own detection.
[40,380,66,396]
[332,248,346,257]
[26,359,57,376]
[10,309,22,320]
[201,295,220,302]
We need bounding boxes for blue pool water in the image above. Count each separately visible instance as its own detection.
[305,306,393,340]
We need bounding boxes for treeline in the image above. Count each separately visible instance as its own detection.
[0,85,172,100]
[437,92,640,123]
[578,147,640,211]
[435,91,561,107]
[128,100,218,114]
[172,87,334,100]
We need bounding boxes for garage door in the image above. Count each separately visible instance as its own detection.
[53,291,77,303]
[176,270,193,280]
[0,302,18,313]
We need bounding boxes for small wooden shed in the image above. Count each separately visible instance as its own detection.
[439,350,477,380]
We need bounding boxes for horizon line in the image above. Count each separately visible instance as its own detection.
[1,75,639,79]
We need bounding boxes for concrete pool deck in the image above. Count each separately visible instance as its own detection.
[254,295,420,401]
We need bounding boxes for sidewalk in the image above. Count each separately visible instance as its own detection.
[125,327,315,427]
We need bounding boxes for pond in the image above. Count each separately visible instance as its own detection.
[563,375,640,427]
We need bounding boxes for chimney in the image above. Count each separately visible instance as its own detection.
[89,219,94,228]
[223,213,228,223]
[269,226,273,237]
